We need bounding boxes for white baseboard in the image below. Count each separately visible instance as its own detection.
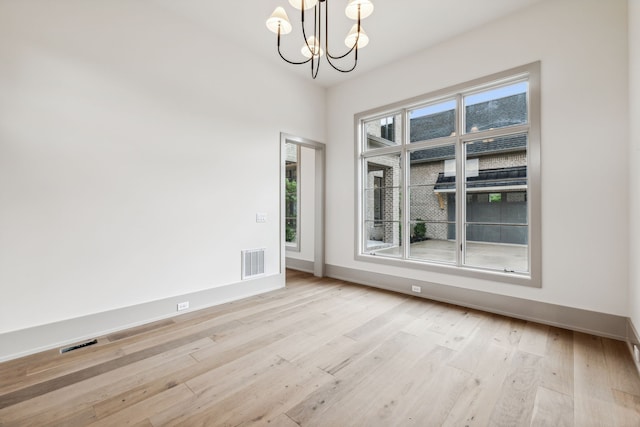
[0,273,284,363]
[2,266,631,363]
[325,264,628,340]
[285,258,315,274]
[627,319,640,376]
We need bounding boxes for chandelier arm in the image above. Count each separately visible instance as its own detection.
[325,2,359,71]
[311,53,320,79]
[325,49,358,73]
[300,3,320,58]
[325,3,360,60]
[318,0,322,55]
[277,28,312,65]
[311,4,321,79]
[322,0,335,58]
[325,39,357,60]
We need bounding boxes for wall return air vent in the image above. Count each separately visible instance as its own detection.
[242,248,265,280]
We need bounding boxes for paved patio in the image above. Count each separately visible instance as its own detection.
[370,239,528,272]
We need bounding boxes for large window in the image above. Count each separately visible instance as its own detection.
[356,63,541,287]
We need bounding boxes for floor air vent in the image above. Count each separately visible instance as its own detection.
[60,339,98,354]
[242,248,265,279]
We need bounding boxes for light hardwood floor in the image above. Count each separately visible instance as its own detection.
[1,270,640,426]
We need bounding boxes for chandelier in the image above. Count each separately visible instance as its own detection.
[266,0,374,79]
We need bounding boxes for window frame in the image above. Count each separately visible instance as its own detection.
[354,62,541,287]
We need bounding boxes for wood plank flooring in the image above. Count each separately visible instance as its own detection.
[1,270,639,426]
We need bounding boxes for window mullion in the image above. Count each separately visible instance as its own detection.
[402,109,409,261]
[460,124,531,144]
[455,93,464,267]
[360,154,366,254]
[361,145,403,158]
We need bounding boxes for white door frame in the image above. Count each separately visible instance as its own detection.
[280,133,325,277]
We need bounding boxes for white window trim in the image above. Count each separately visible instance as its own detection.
[354,62,541,288]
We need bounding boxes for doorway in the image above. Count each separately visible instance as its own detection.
[280,133,325,277]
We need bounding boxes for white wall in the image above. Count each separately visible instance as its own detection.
[630,0,640,329]
[326,0,629,315]
[287,146,316,263]
[0,0,325,334]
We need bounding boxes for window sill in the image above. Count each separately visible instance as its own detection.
[285,244,300,253]
[355,252,540,288]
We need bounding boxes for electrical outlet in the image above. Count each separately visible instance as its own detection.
[411,285,421,293]
[634,345,640,363]
[177,301,189,311]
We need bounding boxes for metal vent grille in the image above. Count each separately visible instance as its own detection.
[60,339,98,354]
[242,248,265,279]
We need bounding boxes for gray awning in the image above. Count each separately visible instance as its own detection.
[434,166,527,193]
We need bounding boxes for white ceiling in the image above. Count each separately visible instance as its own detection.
[155,0,545,87]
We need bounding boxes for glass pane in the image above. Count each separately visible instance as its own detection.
[464,132,529,271]
[465,81,528,133]
[465,224,529,272]
[285,218,297,243]
[466,191,528,224]
[464,134,527,186]
[365,113,402,150]
[364,187,400,222]
[285,182,297,217]
[364,153,402,258]
[409,143,456,186]
[409,145,455,224]
[365,221,402,258]
[409,221,456,264]
[409,99,456,143]
[408,143,456,264]
[285,142,298,245]
[465,191,529,225]
[408,186,452,221]
[365,153,401,189]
